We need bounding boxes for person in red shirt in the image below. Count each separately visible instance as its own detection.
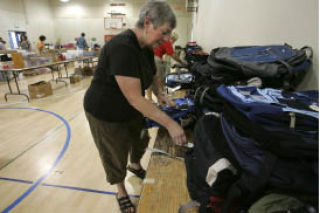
[153,39,174,59]
[147,33,187,100]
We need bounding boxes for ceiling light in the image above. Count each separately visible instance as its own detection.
[60,0,70,2]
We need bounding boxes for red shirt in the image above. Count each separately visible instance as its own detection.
[153,41,174,59]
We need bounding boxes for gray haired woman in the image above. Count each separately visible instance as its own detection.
[84,1,186,212]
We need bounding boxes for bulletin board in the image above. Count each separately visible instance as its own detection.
[104,17,123,29]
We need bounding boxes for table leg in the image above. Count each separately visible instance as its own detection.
[64,62,69,77]
[4,71,30,102]
[13,72,20,94]
[5,72,13,93]
[52,64,68,86]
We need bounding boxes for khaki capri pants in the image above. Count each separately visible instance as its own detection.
[85,111,150,184]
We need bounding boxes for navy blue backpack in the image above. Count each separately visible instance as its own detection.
[207,44,313,89]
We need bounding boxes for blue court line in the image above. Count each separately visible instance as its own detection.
[0,177,33,184]
[1,107,71,213]
[0,177,140,198]
[0,125,64,171]
[41,183,140,198]
[0,110,82,171]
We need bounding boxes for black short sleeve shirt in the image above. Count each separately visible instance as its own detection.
[84,29,156,122]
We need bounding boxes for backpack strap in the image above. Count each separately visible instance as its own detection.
[194,86,204,104]
[199,87,210,105]
[266,47,294,90]
[301,46,313,60]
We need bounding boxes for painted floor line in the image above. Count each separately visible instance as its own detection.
[0,125,63,171]
[0,177,33,184]
[1,107,71,213]
[42,183,140,198]
[0,177,140,198]
[0,109,81,171]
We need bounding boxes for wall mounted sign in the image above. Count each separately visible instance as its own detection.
[104,17,123,29]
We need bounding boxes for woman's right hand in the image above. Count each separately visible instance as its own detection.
[166,121,187,145]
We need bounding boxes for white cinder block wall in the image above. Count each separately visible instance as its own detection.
[24,0,55,47]
[0,0,192,50]
[51,0,192,47]
[193,0,319,90]
[0,0,26,42]
[0,0,55,50]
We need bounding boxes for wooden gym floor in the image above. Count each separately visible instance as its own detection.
[0,68,158,213]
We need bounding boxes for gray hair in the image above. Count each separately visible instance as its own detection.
[136,1,176,29]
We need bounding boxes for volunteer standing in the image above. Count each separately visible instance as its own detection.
[83,1,187,212]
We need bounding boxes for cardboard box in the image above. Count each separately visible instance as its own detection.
[28,81,53,99]
[69,75,82,84]
[83,66,94,76]
[11,53,25,68]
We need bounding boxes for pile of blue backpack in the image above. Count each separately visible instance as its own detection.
[151,43,317,212]
[185,85,318,212]
[169,43,318,213]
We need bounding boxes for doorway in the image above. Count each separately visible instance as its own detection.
[8,30,27,49]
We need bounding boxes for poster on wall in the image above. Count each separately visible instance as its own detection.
[104,17,123,29]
